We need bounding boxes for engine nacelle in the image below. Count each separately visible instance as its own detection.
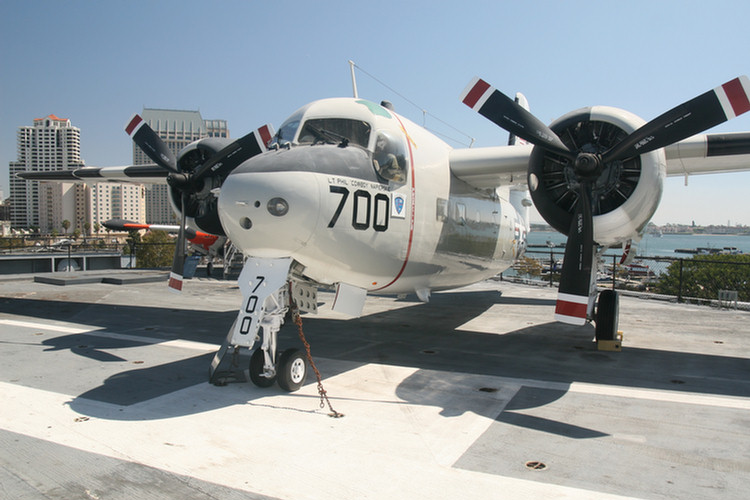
[168,137,234,236]
[528,106,665,247]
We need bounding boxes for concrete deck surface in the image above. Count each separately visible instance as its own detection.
[1,274,749,499]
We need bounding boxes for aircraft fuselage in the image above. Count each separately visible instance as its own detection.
[218,98,525,295]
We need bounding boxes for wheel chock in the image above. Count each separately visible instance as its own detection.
[597,331,623,352]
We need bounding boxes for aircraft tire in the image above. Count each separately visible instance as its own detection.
[595,290,619,341]
[277,348,307,392]
[249,348,276,388]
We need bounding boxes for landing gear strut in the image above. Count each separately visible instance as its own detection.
[209,257,308,392]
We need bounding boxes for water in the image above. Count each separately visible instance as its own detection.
[527,231,750,258]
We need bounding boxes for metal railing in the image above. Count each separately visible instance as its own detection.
[0,238,176,270]
[507,248,750,310]
[0,238,124,254]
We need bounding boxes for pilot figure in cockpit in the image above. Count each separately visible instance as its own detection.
[373,131,405,182]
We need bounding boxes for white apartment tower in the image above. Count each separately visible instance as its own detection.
[135,109,229,224]
[9,115,85,229]
[9,114,147,234]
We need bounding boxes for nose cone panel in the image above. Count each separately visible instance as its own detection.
[218,169,320,258]
[219,146,379,259]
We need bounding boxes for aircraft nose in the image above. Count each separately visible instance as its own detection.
[218,166,320,257]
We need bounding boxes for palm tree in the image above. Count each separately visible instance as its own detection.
[61,220,70,235]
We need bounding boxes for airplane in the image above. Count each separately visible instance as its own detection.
[102,218,224,276]
[18,75,750,392]
[102,219,221,251]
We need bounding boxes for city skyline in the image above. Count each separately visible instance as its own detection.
[3,1,750,226]
[5,108,230,232]
[8,113,147,233]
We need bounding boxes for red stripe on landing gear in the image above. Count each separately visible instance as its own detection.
[723,78,750,116]
[125,114,143,136]
[462,78,491,109]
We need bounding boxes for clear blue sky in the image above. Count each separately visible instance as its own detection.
[2,0,750,225]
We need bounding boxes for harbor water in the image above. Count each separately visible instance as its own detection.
[528,231,750,257]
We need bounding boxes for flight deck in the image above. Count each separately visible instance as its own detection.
[1,272,749,499]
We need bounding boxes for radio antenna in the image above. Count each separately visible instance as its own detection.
[348,60,358,98]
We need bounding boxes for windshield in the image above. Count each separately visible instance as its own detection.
[297,118,371,148]
[274,119,300,147]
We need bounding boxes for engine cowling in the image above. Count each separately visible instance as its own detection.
[168,137,234,236]
[528,106,665,247]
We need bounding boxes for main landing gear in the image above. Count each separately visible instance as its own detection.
[594,289,621,350]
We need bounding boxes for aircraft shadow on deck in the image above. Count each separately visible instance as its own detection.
[2,291,749,432]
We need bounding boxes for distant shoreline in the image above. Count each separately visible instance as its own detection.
[529,224,750,236]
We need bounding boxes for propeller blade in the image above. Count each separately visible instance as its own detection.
[168,194,188,293]
[461,77,573,157]
[603,76,750,162]
[555,185,594,325]
[191,124,275,182]
[125,114,178,172]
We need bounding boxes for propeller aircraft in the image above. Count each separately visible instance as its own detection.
[101,218,224,278]
[19,75,750,391]
[102,218,222,255]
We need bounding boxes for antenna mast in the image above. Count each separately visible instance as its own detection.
[348,60,358,98]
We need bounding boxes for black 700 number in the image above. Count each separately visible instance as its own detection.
[239,275,265,335]
[328,186,389,232]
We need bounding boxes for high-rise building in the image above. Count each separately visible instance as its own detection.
[135,109,229,224]
[9,115,85,229]
[37,181,146,236]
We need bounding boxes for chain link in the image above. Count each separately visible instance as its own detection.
[289,283,344,418]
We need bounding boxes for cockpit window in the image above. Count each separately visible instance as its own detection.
[373,131,407,183]
[297,118,371,148]
[276,119,300,145]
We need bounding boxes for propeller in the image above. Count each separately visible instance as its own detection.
[125,114,275,292]
[461,77,573,157]
[168,193,188,293]
[602,76,750,163]
[463,75,750,324]
[554,184,593,325]
[125,114,178,172]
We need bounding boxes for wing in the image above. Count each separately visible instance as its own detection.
[448,144,533,189]
[449,131,750,190]
[664,132,750,177]
[16,165,167,184]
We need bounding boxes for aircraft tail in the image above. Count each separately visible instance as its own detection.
[507,92,531,146]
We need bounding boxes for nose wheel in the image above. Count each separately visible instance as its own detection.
[249,346,308,391]
[277,348,308,392]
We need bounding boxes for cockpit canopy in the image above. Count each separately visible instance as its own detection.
[272,98,408,184]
